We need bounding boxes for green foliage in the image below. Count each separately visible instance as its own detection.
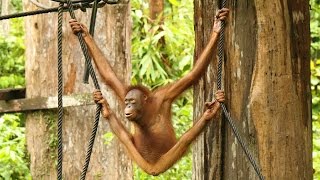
[131,0,194,88]
[102,132,115,146]
[0,18,25,89]
[10,0,23,12]
[43,111,58,160]
[172,90,193,136]
[0,114,31,180]
[311,0,320,59]
[0,0,29,178]
[311,0,320,178]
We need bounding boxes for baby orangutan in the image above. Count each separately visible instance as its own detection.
[93,89,224,175]
[70,8,229,175]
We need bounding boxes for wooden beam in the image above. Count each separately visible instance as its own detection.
[0,88,26,100]
[0,93,95,113]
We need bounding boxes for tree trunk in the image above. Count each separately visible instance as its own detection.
[193,0,312,180]
[0,0,10,36]
[192,0,222,179]
[23,0,133,179]
[149,0,164,22]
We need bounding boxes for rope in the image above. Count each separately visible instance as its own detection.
[0,2,106,21]
[82,0,99,83]
[0,7,61,20]
[57,3,64,180]
[64,1,103,179]
[2,0,106,178]
[215,1,264,179]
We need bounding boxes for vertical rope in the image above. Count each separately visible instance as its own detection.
[83,0,99,83]
[64,1,102,179]
[79,105,102,180]
[57,3,64,180]
[65,0,100,88]
[216,20,225,90]
[215,0,264,179]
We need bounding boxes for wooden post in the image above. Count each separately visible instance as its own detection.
[193,0,312,179]
[0,0,10,36]
[23,0,133,179]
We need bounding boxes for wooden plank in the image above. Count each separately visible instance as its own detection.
[0,93,95,113]
[0,88,26,100]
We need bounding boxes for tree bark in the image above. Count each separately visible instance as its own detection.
[193,0,312,179]
[0,0,10,36]
[149,0,164,22]
[24,0,133,179]
[192,1,222,179]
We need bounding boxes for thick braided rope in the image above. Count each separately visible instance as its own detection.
[83,0,99,83]
[65,0,100,88]
[216,1,264,179]
[57,3,64,180]
[64,1,103,179]
[216,20,225,90]
[0,3,102,21]
[0,7,61,20]
[79,105,102,180]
